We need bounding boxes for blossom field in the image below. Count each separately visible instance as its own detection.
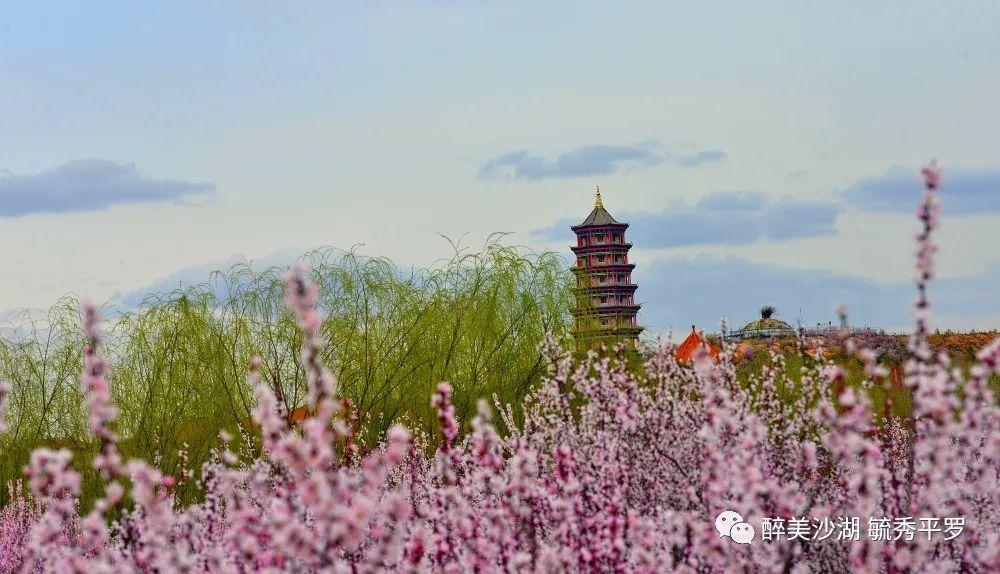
[1,166,999,572]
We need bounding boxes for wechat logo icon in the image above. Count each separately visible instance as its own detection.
[716,510,755,545]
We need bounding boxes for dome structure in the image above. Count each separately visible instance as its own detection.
[733,306,795,339]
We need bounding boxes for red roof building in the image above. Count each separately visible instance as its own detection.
[675,326,721,363]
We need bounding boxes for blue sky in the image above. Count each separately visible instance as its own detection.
[1,1,999,334]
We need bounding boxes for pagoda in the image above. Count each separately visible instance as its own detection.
[570,186,643,349]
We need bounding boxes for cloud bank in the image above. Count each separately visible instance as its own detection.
[534,191,840,247]
[0,159,216,217]
[843,166,1000,214]
[478,143,726,181]
[636,256,1000,334]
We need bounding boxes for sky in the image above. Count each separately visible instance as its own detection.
[1,1,999,335]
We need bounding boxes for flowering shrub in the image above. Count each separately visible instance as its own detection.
[1,165,1000,572]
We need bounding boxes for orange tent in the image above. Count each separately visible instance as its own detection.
[675,326,721,363]
[241,405,310,430]
[287,406,309,426]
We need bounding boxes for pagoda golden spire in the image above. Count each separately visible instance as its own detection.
[594,184,603,209]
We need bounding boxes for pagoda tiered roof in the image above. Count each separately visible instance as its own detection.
[571,186,629,230]
[574,206,625,228]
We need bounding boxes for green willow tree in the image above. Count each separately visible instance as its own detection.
[0,236,574,505]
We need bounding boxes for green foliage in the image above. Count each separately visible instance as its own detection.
[0,236,574,506]
[0,301,90,487]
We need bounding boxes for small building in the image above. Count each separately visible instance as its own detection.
[675,326,720,363]
[570,186,643,349]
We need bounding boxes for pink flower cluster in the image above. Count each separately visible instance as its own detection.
[1,165,1000,572]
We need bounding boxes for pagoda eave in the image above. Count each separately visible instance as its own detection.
[572,284,638,294]
[574,327,644,338]
[570,222,629,233]
[570,243,633,255]
[571,263,635,273]
[572,305,641,317]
